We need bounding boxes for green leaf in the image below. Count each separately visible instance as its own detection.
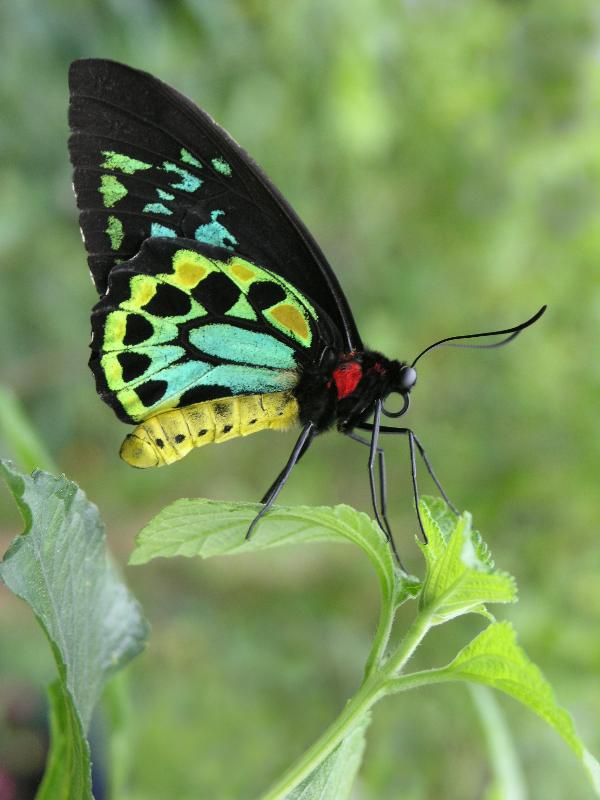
[130,499,420,606]
[418,498,516,624]
[284,716,370,800]
[0,460,149,798]
[447,622,600,796]
[36,682,91,799]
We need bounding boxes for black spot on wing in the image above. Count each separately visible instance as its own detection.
[247,281,286,310]
[136,379,168,408]
[123,313,154,346]
[179,384,232,407]
[117,351,151,382]
[191,272,239,315]
[144,282,191,317]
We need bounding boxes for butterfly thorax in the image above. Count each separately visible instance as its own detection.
[295,350,407,433]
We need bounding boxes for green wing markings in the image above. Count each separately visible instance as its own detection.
[101,151,152,174]
[143,202,172,215]
[150,223,177,237]
[226,294,257,321]
[96,148,241,254]
[162,161,202,192]
[194,210,238,249]
[94,245,322,423]
[99,175,128,208]
[180,148,202,168]
[105,216,124,250]
[188,324,297,368]
[212,157,232,176]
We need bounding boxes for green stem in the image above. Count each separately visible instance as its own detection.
[260,611,434,800]
[385,667,453,694]
[259,672,386,800]
[385,608,433,675]
[363,582,396,678]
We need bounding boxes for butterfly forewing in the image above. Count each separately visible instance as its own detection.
[69,58,361,351]
[90,238,341,424]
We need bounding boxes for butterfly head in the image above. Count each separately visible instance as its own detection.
[331,351,415,432]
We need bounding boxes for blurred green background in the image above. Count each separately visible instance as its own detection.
[1,0,599,797]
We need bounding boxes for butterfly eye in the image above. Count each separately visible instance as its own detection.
[398,366,417,393]
[382,392,410,419]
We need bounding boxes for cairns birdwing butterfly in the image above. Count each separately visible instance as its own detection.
[68,59,545,564]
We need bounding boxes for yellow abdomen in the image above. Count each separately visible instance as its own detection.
[119,391,299,468]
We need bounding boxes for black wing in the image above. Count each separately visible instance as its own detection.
[68,58,361,351]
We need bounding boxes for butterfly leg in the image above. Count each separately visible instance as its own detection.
[258,428,314,504]
[345,431,395,551]
[410,431,459,515]
[361,401,405,567]
[356,422,458,543]
[246,422,316,540]
[357,422,458,514]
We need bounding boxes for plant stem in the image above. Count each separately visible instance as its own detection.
[260,611,433,799]
[363,583,396,678]
[259,672,386,800]
[384,607,432,675]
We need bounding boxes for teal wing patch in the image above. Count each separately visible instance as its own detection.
[90,238,336,424]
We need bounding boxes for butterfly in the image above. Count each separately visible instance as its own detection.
[68,59,545,563]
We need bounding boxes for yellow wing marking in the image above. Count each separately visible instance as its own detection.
[269,303,309,341]
[170,250,209,288]
[119,391,299,468]
[229,261,256,282]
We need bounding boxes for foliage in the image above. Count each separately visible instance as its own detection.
[131,495,600,798]
[1,0,599,796]
[0,461,148,798]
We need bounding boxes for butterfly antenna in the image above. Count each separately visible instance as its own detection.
[411,305,547,368]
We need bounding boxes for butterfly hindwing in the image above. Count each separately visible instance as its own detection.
[69,58,361,350]
[91,237,341,424]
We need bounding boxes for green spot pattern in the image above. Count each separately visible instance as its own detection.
[194,210,238,249]
[106,216,124,250]
[100,248,318,421]
[226,294,257,321]
[101,151,152,174]
[143,202,172,215]
[212,157,232,177]
[180,148,202,168]
[99,175,128,208]
[163,162,202,192]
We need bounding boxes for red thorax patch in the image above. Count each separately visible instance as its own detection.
[331,361,363,400]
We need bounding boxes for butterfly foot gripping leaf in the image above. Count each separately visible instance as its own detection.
[69,59,545,559]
